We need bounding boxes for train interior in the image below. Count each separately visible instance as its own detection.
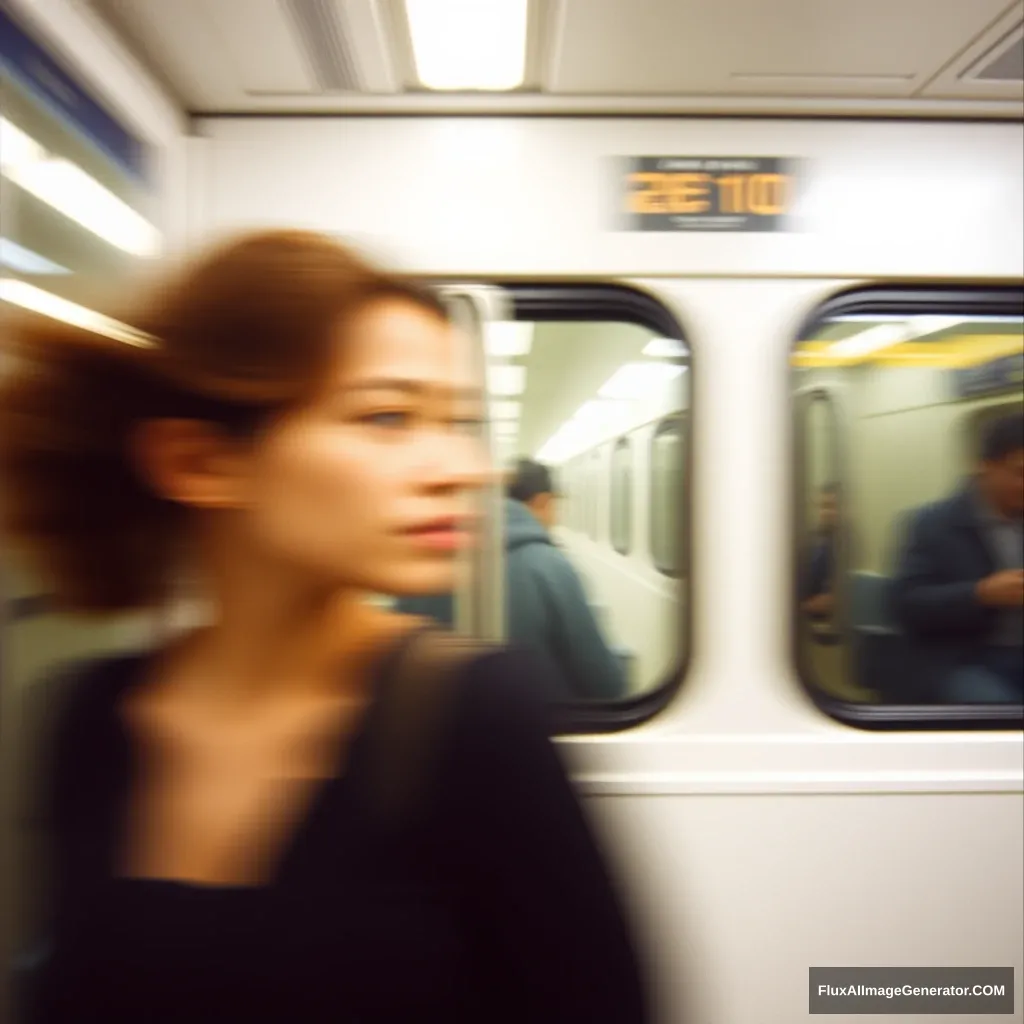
[1,0,1023,1020]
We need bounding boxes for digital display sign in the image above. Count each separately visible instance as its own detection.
[620,156,800,232]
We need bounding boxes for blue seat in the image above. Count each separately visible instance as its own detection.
[847,572,892,630]
[846,572,926,703]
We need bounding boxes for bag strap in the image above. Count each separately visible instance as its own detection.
[367,629,490,827]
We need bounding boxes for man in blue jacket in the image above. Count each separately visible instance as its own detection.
[505,460,627,701]
[891,412,1023,703]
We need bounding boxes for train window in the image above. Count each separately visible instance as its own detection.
[650,417,686,576]
[792,287,1023,729]
[610,438,632,555]
[498,284,692,728]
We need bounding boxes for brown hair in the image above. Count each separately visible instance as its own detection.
[0,229,447,614]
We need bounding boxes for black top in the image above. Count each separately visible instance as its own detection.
[26,639,649,1024]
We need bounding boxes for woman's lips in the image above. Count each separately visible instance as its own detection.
[402,518,476,551]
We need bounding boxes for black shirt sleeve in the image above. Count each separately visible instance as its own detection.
[437,647,651,1023]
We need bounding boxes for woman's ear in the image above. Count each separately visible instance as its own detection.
[129,419,252,510]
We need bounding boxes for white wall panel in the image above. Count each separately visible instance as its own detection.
[194,116,1024,278]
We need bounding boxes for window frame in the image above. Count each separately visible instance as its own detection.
[503,282,693,734]
[610,436,633,556]
[791,283,1024,732]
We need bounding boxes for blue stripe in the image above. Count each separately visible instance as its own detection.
[0,5,148,181]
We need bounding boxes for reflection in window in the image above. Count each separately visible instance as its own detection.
[650,417,684,576]
[793,302,1024,713]
[610,438,632,554]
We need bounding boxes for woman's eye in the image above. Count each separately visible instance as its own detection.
[452,417,484,434]
[364,411,411,429]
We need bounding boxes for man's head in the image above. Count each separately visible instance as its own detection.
[978,412,1024,519]
[508,458,559,529]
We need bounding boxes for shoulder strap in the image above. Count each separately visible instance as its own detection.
[367,629,491,828]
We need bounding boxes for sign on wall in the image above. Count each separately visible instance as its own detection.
[620,156,800,232]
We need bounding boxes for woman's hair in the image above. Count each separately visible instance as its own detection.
[0,229,447,614]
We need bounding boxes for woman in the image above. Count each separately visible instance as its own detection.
[0,231,648,1023]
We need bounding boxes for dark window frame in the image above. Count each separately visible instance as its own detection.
[791,283,1024,732]
[505,282,693,735]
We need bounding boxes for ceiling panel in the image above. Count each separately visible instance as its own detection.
[92,0,241,109]
[549,0,1016,97]
[921,4,1023,99]
[91,0,399,108]
[203,0,317,95]
[87,0,1023,116]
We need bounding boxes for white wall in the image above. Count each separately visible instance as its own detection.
[193,117,1023,278]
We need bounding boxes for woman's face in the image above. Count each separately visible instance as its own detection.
[239,298,491,595]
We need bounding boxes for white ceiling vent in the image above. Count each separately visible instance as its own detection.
[283,0,362,93]
[965,24,1023,83]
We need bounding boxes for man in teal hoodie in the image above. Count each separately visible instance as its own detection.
[396,460,627,701]
[504,460,627,701]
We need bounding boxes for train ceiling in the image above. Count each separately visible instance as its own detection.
[87,0,1024,118]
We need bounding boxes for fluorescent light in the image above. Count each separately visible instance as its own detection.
[1,119,43,166]
[0,238,70,275]
[642,338,688,358]
[1,117,160,257]
[493,421,518,437]
[487,363,526,396]
[907,316,963,339]
[0,278,154,348]
[485,322,533,358]
[491,399,520,421]
[406,0,528,91]
[599,362,684,400]
[827,324,905,358]
[534,399,627,464]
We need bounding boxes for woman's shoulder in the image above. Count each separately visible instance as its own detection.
[433,643,562,769]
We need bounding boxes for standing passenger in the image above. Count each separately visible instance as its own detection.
[0,231,648,1023]
[505,459,628,700]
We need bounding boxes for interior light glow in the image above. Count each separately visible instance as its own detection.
[405,0,528,91]
[0,278,154,347]
[491,399,520,421]
[0,238,70,275]
[485,321,533,357]
[642,337,689,358]
[598,362,684,400]
[1,117,160,257]
[487,363,526,396]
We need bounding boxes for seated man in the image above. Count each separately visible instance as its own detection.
[890,413,1023,703]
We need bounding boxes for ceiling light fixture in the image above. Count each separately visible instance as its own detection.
[642,338,689,358]
[598,362,685,401]
[485,321,533,358]
[491,399,520,421]
[0,117,160,257]
[405,0,528,91]
[0,278,153,347]
[487,363,526,396]
[0,238,70,275]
